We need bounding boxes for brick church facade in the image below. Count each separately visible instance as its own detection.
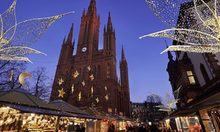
[50,0,131,117]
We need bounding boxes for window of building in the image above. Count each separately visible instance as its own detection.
[187,71,196,84]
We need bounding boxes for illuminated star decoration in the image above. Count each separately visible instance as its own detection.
[87,65,91,71]
[0,0,74,62]
[96,97,99,103]
[140,0,220,53]
[78,91,81,101]
[71,84,74,93]
[82,80,85,86]
[58,88,65,98]
[104,86,108,91]
[91,86,94,97]
[105,95,109,101]
[58,78,64,85]
[73,70,79,78]
[157,93,179,112]
[89,74,94,81]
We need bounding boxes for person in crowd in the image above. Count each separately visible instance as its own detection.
[75,125,81,132]
[81,124,86,132]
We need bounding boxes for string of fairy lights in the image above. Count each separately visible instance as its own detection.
[0,0,74,63]
[57,65,109,104]
[140,0,220,54]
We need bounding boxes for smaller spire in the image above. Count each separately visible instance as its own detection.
[82,9,86,16]
[67,23,74,44]
[121,45,126,61]
[104,25,106,32]
[107,12,113,32]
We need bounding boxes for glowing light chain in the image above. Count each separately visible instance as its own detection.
[0,0,74,62]
[141,0,220,53]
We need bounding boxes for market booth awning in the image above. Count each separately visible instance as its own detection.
[50,100,96,119]
[0,89,79,117]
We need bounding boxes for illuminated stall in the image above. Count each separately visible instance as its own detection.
[0,89,96,131]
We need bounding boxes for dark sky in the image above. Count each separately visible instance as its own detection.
[1,0,174,103]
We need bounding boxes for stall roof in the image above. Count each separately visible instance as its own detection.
[49,100,95,119]
[0,89,59,114]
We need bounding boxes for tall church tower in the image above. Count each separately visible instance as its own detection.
[51,0,131,117]
[120,46,131,116]
[76,0,100,58]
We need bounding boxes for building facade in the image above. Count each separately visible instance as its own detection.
[167,0,220,131]
[50,0,131,117]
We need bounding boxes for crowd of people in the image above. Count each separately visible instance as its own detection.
[67,124,86,132]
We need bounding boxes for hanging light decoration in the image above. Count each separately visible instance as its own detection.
[0,0,74,62]
[18,72,32,85]
[140,0,220,53]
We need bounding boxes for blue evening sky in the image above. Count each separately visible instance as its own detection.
[1,0,174,103]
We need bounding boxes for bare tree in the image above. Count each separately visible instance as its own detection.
[146,94,162,104]
[29,67,52,101]
[0,60,26,90]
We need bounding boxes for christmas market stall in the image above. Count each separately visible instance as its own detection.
[49,100,96,131]
[0,89,63,131]
[83,107,119,132]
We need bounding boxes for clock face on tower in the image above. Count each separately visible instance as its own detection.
[82,47,87,52]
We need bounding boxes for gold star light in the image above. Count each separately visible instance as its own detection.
[87,65,91,71]
[105,95,109,101]
[91,86,94,97]
[82,80,85,86]
[78,92,81,101]
[96,97,99,103]
[58,88,65,98]
[71,84,74,93]
[89,74,94,81]
[73,70,79,78]
[104,86,108,91]
[58,78,64,85]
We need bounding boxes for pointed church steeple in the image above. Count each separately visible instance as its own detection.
[67,23,74,44]
[87,0,97,16]
[121,45,126,61]
[62,37,66,45]
[107,12,113,32]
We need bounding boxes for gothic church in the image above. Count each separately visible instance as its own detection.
[50,0,131,117]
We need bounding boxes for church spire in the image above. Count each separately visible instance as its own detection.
[67,23,74,44]
[121,45,126,61]
[107,12,113,32]
[87,0,97,16]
